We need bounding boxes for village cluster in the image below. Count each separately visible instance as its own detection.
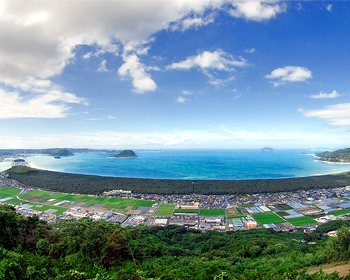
[1,173,350,232]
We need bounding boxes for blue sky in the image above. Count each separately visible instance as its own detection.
[0,0,350,149]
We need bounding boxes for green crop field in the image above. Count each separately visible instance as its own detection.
[287,216,317,226]
[228,215,246,219]
[252,212,285,224]
[19,189,157,212]
[238,203,255,208]
[331,208,350,216]
[155,204,175,216]
[200,209,225,216]
[28,203,68,215]
[0,187,22,205]
[174,208,198,213]
[0,187,21,198]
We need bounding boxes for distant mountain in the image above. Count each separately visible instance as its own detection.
[315,148,350,163]
[50,149,74,157]
[0,148,118,157]
[262,147,273,151]
[110,150,137,158]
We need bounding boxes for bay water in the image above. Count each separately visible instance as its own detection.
[17,149,350,180]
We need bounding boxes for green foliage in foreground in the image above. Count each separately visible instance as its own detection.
[2,205,350,279]
[6,166,350,195]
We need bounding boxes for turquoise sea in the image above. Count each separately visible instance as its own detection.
[19,149,350,180]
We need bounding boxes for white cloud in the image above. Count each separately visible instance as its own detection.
[327,4,332,12]
[168,49,247,71]
[244,48,256,54]
[0,87,88,119]
[299,103,350,127]
[182,90,193,95]
[172,14,215,31]
[97,59,109,72]
[0,0,285,96]
[118,54,157,93]
[229,1,287,21]
[165,136,191,146]
[310,90,340,99]
[265,66,312,86]
[177,97,186,103]
[168,49,247,85]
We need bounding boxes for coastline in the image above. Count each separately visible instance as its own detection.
[314,155,350,165]
[314,159,350,165]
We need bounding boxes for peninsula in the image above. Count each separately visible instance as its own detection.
[315,148,350,164]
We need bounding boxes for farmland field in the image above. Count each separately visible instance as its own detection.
[155,204,175,216]
[252,212,285,224]
[0,187,21,198]
[200,209,225,216]
[0,187,22,205]
[28,203,68,215]
[288,216,317,226]
[19,189,157,213]
[174,208,198,213]
[331,208,350,216]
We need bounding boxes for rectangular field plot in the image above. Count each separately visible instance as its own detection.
[228,215,246,219]
[331,209,350,216]
[200,209,225,216]
[28,203,68,215]
[174,208,198,213]
[0,187,21,198]
[287,216,317,226]
[155,204,175,216]
[0,187,22,205]
[252,212,285,224]
[19,189,157,212]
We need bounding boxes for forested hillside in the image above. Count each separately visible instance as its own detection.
[1,205,350,279]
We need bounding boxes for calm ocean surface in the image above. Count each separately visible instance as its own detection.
[15,149,350,180]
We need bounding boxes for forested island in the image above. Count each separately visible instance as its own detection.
[110,150,138,158]
[316,148,350,163]
[50,149,74,157]
[1,204,350,279]
[4,166,350,195]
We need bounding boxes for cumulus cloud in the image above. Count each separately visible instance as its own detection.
[244,48,256,54]
[97,59,109,72]
[310,90,340,99]
[168,49,247,85]
[229,1,287,21]
[327,4,332,12]
[0,0,286,100]
[172,14,215,31]
[299,103,350,127]
[0,88,88,119]
[177,97,186,103]
[118,54,157,93]
[265,66,312,86]
[168,49,247,70]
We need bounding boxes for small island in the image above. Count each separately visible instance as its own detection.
[50,149,74,158]
[109,150,137,159]
[262,147,273,151]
